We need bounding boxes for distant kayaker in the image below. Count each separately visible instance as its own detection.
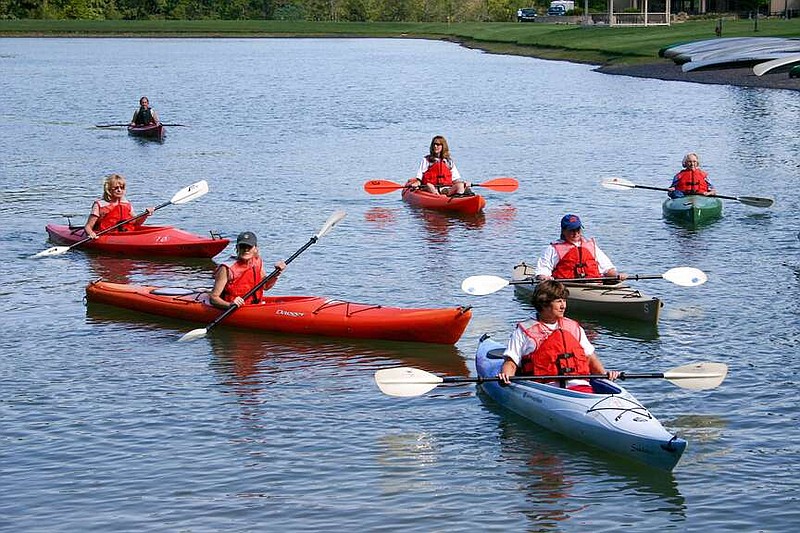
[405,135,471,196]
[667,152,716,198]
[497,280,620,391]
[534,214,626,283]
[209,231,287,309]
[130,96,160,126]
[84,174,155,239]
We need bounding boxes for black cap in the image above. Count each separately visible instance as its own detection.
[236,231,257,247]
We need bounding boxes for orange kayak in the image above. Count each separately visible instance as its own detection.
[401,188,486,214]
[86,281,472,344]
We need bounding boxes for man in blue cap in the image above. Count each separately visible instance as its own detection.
[534,214,625,282]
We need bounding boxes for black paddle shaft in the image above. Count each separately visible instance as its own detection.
[69,200,170,250]
[442,372,662,384]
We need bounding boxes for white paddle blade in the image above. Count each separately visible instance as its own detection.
[663,267,707,287]
[461,275,510,296]
[374,367,444,397]
[171,180,209,205]
[664,362,728,390]
[178,327,208,342]
[31,245,71,258]
[601,177,636,191]
[316,209,347,239]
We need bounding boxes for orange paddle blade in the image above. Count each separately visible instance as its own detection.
[475,177,518,192]
[363,179,406,195]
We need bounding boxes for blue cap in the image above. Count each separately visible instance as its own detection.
[560,214,583,231]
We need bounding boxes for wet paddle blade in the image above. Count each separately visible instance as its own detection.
[170,180,209,205]
[662,267,707,287]
[461,275,511,296]
[601,177,636,190]
[178,327,208,342]
[736,196,773,208]
[31,245,71,258]
[662,362,728,390]
[363,179,404,195]
[375,367,444,397]
[317,210,347,239]
[477,177,519,192]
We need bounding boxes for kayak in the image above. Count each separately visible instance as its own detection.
[662,195,723,225]
[85,280,473,344]
[512,263,662,324]
[475,335,687,471]
[46,224,229,258]
[128,123,164,139]
[401,188,486,215]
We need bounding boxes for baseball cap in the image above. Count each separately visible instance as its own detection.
[560,214,583,231]
[236,231,257,247]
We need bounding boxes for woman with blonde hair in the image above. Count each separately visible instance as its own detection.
[406,135,470,196]
[84,174,154,239]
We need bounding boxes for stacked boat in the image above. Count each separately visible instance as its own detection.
[660,37,800,75]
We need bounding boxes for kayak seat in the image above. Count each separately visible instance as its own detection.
[486,348,505,360]
[590,379,622,395]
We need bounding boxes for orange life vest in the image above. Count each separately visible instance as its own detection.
[674,168,710,194]
[92,199,141,232]
[551,238,601,279]
[421,158,454,187]
[518,317,591,380]
[220,256,264,304]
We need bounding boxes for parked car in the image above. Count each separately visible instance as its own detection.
[547,5,566,15]
[517,8,538,21]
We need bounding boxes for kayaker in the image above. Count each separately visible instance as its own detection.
[667,152,717,198]
[209,231,287,309]
[534,214,626,283]
[405,135,470,196]
[84,174,155,238]
[497,280,620,391]
[130,96,160,126]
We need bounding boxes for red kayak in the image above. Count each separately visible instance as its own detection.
[86,281,473,344]
[401,188,486,214]
[46,224,229,258]
[128,123,164,139]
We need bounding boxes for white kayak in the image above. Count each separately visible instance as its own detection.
[512,263,662,324]
[476,335,687,471]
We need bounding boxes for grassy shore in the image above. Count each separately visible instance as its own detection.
[3,18,800,66]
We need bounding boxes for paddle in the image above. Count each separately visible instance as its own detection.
[363,177,519,195]
[375,361,728,397]
[95,123,186,128]
[461,267,707,296]
[32,180,210,258]
[177,209,347,342]
[601,177,773,208]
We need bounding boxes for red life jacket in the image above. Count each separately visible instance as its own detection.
[92,199,139,232]
[674,169,710,194]
[551,238,601,279]
[421,158,454,187]
[518,317,591,380]
[220,256,264,304]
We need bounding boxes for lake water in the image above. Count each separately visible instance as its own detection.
[1,37,798,531]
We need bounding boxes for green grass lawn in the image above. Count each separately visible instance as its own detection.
[3,18,800,65]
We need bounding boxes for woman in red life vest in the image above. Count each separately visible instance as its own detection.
[667,152,716,199]
[405,135,470,196]
[209,231,287,309]
[497,280,620,392]
[534,214,626,282]
[83,174,155,239]
[130,96,160,126]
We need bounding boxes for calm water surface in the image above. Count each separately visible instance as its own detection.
[1,38,799,531]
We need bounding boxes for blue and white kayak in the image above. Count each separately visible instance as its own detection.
[475,335,687,471]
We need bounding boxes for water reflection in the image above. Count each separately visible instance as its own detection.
[363,206,400,229]
[406,207,486,244]
[86,254,217,285]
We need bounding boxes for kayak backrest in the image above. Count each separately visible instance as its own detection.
[151,287,197,296]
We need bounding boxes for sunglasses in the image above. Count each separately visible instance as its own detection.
[111,184,126,190]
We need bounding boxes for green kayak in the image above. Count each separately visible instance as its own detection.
[662,195,723,225]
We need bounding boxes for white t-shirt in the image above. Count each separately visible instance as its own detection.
[415,157,463,182]
[534,239,616,278]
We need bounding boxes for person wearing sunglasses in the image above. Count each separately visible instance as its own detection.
[667,152,716,199]
[130,96,160,126]
[83,174,155,239]
[406,135,470,196]
[210,231,287,309]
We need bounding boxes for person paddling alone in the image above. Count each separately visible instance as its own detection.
[84,174,154,239]
[406,135,470,196]
[210,231,287,309]
[534,214,626,283]
[667,152,716,199]
[130,96,160,126]
[497,280,620,391]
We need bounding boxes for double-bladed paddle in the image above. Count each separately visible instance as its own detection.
[461,267,708,296]
[32,180,210,258]
[95,123,186,128]
[178,209,347,342]
[363,177,518,195]
[601,176,774,208]
[375,361,728,397]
